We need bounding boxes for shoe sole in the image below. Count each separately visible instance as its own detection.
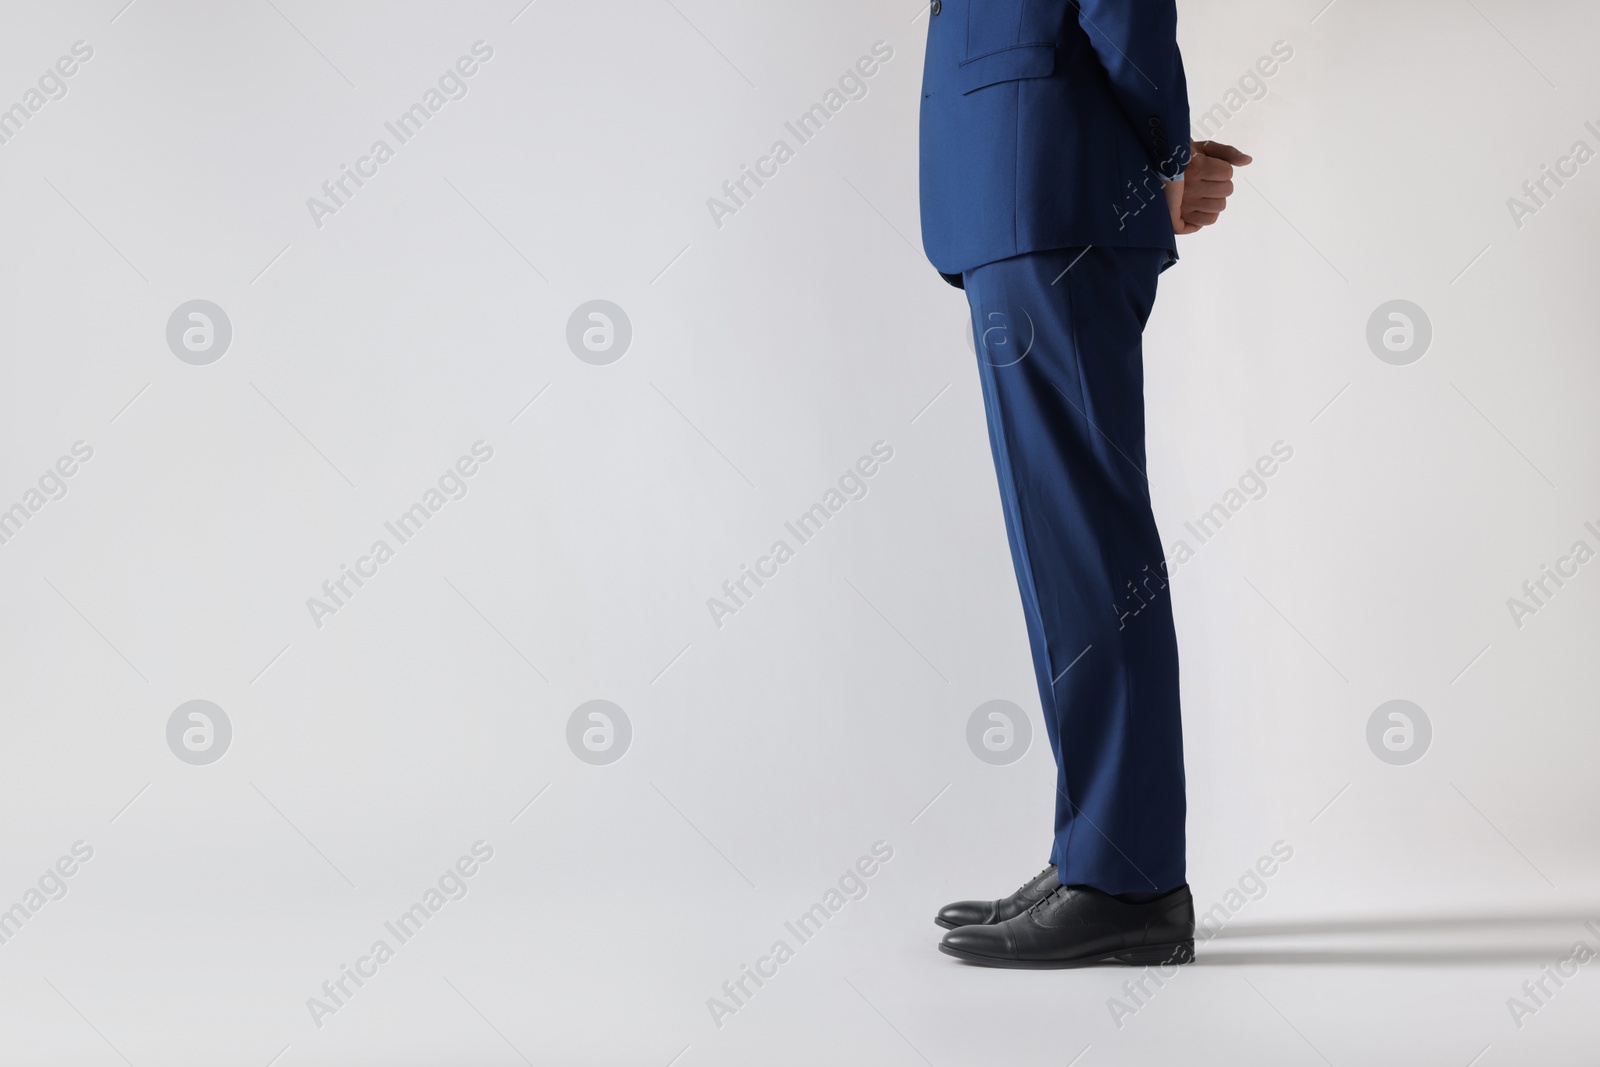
[933,917,960,930]
[938,939,1195,969]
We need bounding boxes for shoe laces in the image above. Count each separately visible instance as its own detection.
[1016,866,1055,897]
[1027,882,1071,914]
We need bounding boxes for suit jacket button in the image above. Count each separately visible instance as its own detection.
[930,0,941,12]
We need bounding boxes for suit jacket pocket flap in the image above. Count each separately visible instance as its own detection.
[957,43,1056,94]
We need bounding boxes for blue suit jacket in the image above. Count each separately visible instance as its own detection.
[920,0,1190,286]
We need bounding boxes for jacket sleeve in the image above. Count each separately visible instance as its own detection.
[1072,0,1191,179]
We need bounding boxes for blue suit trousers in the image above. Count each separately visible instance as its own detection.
[963,246,1185,895]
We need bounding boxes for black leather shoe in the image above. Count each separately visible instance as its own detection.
[939,882,1195,968]
[934,865,1060,930]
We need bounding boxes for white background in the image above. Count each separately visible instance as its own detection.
[1,0,1597,1064]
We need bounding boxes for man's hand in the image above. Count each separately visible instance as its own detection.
[1167,140,1252,235]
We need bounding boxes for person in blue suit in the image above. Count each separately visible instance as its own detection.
[923,0,1251,968]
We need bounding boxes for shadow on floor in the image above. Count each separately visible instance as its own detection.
[1212,912,1600,939]
[1190,910,1600,965]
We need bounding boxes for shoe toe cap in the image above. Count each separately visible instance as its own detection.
[940,923,1013,959]
[935,900,995,928]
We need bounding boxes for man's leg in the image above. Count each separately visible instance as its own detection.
[963,246,1185,896]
